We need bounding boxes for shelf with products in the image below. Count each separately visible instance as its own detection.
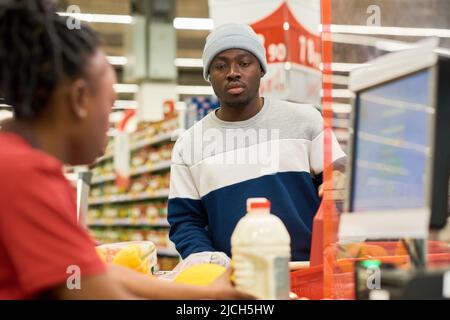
[89,189,170,206]
[91,138,175,186]
[89,227,179,258]
[95,136,115,164]
[96,152,113,163]
[130,115,179,151]
[130,131,177,151]
[88,220,170,228]
[333,119,350,129]
[89,145,173,205]
[87,110,181,270]
[91,160,172,185]
[87,200,169,227]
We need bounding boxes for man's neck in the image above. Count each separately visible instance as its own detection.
[216,96,264,122]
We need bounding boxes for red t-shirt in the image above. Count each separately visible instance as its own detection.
[0,132,106,299]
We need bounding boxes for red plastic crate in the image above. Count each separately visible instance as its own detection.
[290,241,450,300]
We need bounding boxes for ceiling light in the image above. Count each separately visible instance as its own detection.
[0,110,13,121]
[321,89,355,98]
[173,18,214,30]
[175,85,214,95]
[114,100,138,109]
[322,24,450,38]
[332,103,352,113]
[174,58,203,68]
[107,56,128,66]
[114,84,139,94]
[322,75,349,85]
[320,62,369,72]
[331,63,370,72]
[57,12,132,24]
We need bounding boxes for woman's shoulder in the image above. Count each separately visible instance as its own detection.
[0,132,64,181]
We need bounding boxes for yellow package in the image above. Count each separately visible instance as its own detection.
[96,241,157,274]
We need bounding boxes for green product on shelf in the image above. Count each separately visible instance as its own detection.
[118,206,128,219]
[158,205,167,218]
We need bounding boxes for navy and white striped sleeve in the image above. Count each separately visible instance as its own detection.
[167,138,215,258]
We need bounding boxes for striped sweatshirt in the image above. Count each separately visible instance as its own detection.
[168,98,346,261]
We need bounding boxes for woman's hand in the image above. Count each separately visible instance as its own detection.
[208,268,255,300]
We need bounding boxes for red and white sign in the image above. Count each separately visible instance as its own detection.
[209,0,321,105]
[114,110,136,188]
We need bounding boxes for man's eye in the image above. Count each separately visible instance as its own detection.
[240,62,250,67]
[215,64,226,70]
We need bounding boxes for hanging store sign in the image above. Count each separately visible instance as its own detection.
[209,0,322,105]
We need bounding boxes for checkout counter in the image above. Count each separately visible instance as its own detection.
[291,39,450,300]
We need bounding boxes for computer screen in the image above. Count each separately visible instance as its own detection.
[351,69,434,212]
[342,42,449,238]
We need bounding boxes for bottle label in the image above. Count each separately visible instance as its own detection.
[274,257,290,299]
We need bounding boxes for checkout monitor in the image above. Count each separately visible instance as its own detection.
[347,48,450,230]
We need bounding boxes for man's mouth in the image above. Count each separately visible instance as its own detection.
[227,87,244,95]
[226,83,245,95]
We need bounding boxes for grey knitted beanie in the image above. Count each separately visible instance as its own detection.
[202,23,267,81]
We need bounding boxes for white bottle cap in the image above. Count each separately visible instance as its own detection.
[246,198,271,213]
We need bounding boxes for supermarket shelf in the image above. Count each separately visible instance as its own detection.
[89,190,170,205]
[87,219,170,228]
[130,132,177,151]
[157,248,179,257]
[93,131,176,168]
[96,153,113,163]
[333,119,350,129]
[129,160,171,177]
[91,173,116,185]
[90,161,171,185]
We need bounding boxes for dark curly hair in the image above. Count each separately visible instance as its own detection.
[0,0,101,119]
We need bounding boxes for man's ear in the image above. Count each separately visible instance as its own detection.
[68,79,89,119]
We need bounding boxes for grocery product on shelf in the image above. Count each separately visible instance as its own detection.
[89,169,171,202]
[131,148,147,167]
[184,96,219,129]
[132,117,178,150]
[86,201,168,226]
[91,142,174,186]
[101,136,114,159]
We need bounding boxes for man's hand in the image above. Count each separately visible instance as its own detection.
[208,268,255,300]
[318,170,346,201]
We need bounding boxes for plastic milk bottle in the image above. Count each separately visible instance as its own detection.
[231,198,291,299]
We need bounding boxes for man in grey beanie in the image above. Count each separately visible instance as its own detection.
[168,23,347,266]
[202,23,267,121]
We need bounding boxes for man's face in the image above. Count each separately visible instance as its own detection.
[209,49,263,109]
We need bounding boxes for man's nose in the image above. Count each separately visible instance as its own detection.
[226,63,241,80]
